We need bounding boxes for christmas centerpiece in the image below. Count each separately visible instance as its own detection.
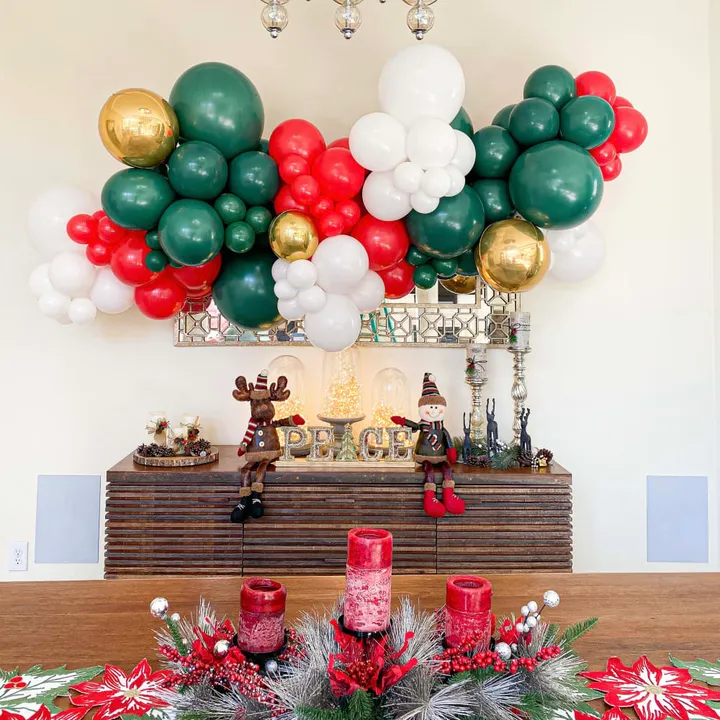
[134,413,218,467]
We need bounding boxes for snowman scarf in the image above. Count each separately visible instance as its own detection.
[419,420,444,450]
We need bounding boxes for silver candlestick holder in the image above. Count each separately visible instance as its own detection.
[465,343,488,445]
[508,312,531,444]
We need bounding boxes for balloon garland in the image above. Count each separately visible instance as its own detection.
[26,52,647,346]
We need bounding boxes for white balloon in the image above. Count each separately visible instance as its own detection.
[549,224,606,283]
[349,112,407,172]
[38,290,71,320]
[49,252,97,297]
[445,166,466,197]
[28,263,53,298]
[545,222,590,255]
[90,267,135,314]
[421,168,452,198]
[406,117,458,169]
[362,171,412,221]
[272,258,291,282]
[378,45,466,127]
[274,279,298,300]
[393,162,425,194]
[286,259,318,290]
[68,298,97,325]
[349,271,385,313]
[450,130,477,176]
[411,190,440,214]
[28,186,97,260]
[278,296,305,321]
[304,294,362,352]
[312,235,369,294]
[297,285,327,313]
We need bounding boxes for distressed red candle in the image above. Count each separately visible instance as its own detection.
[238,577,287,654]
[344,528,393,633]
[445,575,492,648]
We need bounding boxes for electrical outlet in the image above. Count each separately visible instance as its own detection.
[8,541,28,571]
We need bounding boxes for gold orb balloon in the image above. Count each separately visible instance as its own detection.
[99,88,179,168]
[475,219,550,293]
[439,274,477,295]
[269,211,319,261]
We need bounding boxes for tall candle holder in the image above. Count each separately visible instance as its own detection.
[508,312,531,444]
[465,344,488,445]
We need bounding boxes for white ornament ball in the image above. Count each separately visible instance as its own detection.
[272,258,291,282]
[286,259,318,290]
[521,605,530,617]
[495,642,512,661]
[274,279,298,301]
[515,622,524,633]
[543,590,560,608]
[526,616,538,628]
[150,597,169,619]
[214,639,231,659]
[406,117,458,169]
[170,612,181,623]
[265,659,279,674]
[421,168,452,199]
[528,600,538,613]
[523,624,530,633]
[38,290,71,321]
[29,263,53,298]
[49,252,97,297]
[511,643,518,652]
[68,298,97,325]
[297,285,327,313]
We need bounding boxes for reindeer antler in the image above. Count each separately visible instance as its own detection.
[233,376,253,402]
[270,375,291,402]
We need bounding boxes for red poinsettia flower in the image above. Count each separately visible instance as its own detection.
[69,659,172,720]
[582,656,720,720]
[0,706,88,720]
[575,710,631,720]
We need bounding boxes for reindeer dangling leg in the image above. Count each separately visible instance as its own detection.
[231,464,254,524]
[249,459,271,519]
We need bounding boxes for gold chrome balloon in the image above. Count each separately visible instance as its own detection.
[99,88,179,168]
[475,219,549,293]
[439,275,477,295]
[269,211,319,261]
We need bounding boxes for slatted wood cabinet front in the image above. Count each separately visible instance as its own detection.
[105,449,572,577]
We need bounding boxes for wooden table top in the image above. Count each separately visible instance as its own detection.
[0,573,715,671]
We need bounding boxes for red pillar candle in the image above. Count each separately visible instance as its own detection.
[445,575,492,648]
[344,528,393,633]
[238,577,287,654]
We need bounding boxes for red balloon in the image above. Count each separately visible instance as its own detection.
[66,214,98,245]
[111,235,159,287]
[86,242,112,266]
[378,260,416,300]
[274,184,308,214]
[328,137,350,150]
[335,199,362,231]
[312,148,366,202]
[279,154,311,184]
[310,196,335,218]
[352,216,410,272]
[575,71,617,104]
[171,254,223,290]
[291,175,321,206]
[269,119,326,164]
[610,106,648,154]
[601,155,622,181]
[135,271,187,320]
[613,96,634,109]
[98,216,127,245]
[318,212,346,239]
[92,210,106,221]
[185,284,213,299]
[589,141,617,167]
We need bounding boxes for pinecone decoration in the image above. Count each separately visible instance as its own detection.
[466,453,491,468]
[535,448,554,467]
[185,438,212,457]
[518,447,534,467]
[136,443,174,458]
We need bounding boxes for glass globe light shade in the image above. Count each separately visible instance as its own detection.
[370,367,411,448]
[403,0,436,4]
[319,348,364,420]
[268,354,306,426]
[407,3,434,39]
[261,3,288,37]
[335,4,362,38]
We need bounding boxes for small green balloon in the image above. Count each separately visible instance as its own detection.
[406,246,430,266]
[451,107,474,137]
[169,259,183,268]
[256,139,270,153]
[509,98,560,147]
[212,249,281,330]
[159,199,224,266]
[432,257,459,278]
[145,230,162,250]
[167,140,228,200]
[228,151,279,206]
[509,141,604,229]
[245,205,273,234]
[406,186,486,260]
[101,169,176,229]
[456,248,479,277]
[413,264,438,289]
[471,179,515,224]
[492,105,516,131]
[225,221,256,254]
[214,193,247,224]
[472,126,520,179]
[145,250,169,272]
[523,65,577,109]
[560,96,616,149]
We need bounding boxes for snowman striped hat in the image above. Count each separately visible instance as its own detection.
[250,370,270,399]
[418,373,446,407]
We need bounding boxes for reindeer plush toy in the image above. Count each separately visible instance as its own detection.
[231,370,304,524]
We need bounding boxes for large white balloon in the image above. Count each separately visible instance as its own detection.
[549,224,606,283]
[49,252,97,297]
[272,258,290,282]
[312,235,369,294]
[421,168,452,198]
[286,259,318,290]
[545,224,586,255]
[349,271,385,313]
[297,285,327,313]
[378,45,466,126]
[411,190,440,214]
[68,298,98,325]
[393,162,425,194]
[450,130,477,176]
[304,295,362,352]
[28,187,97,260]
[406,117,458,169]
[38,290,71,321]
[362,171,412,221]
[278,296,304,321]
[349,112,407,172]
[90,267,135,314]
[28,263,53,298]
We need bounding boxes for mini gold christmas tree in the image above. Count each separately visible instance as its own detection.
[336,424,358,462]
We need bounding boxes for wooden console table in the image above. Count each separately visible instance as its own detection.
[105,448,572,577]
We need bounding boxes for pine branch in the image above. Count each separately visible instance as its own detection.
[490,446,520,470]
[166,614,190,656]
[347,691,374,720]
[298,705,346,720]
[559,618,598,648]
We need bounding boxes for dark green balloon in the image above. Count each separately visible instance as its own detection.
[413,264,438,289]
[257,138,270,154]
[167,141,228,200]
[214,193,247,224]
[509,98,560,147]
[509,141,604,229]
[225,221,256,254]
[523,65,577,109]
[451,107,474,137]
[406,246,430,266]
[169,259,183,268]
[159,199,224,266]
[456,248,479,277]
[145,230,161,250]
[245,206,273,234]
[432,257,459,278]
[170,62,264,160]
[228,152,279,206]
[472,126,520,179]
[212,250,281,330]
[101,169,176,230]
[145,250,168,272]
[492,105,516,131]
[406,186,486,260]
[471,179,515,224]
[560,96,615,149]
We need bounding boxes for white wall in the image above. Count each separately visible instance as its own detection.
[0,0,716,581]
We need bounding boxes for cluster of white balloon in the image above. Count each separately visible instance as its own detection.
[545,221,606,283]
[27,187,134,325]
[272,235,385,352]
[349,45,475,221]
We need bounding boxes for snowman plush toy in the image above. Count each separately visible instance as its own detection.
[392,373,465,518]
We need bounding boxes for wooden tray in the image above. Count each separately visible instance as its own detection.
[132,447,219,467]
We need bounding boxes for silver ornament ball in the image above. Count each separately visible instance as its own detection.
[543,590,560,608]
[265,659,279,674]
[495,641,512,660]
[170,612,181,623]
[214,639,231,659]
[150,597,169,619]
